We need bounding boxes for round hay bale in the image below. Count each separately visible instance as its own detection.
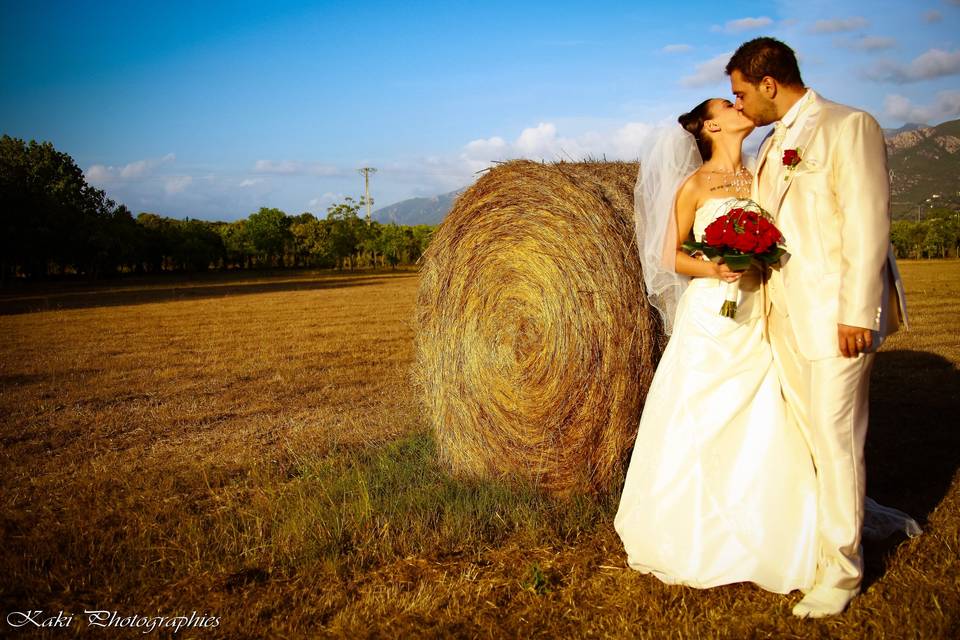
[413,159,664,495]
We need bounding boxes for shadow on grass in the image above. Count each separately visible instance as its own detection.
[863,349,959,587]
[0,271,418,316]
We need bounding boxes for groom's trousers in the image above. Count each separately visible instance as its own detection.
[767,303,873,593]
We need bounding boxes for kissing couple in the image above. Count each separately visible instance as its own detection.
[614,37,920,618]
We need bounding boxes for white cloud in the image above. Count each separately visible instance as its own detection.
[607,122,654,159]
[680,52,732,88]
[810,17,869,34]
[119,153,175,178]
[884,91,960,123]
[164,176,192,195]
[662,44,693,54]
[461,136,508,172]
[238,178,263,187]
[866,48,960,83]
[837,36,897,52]
[253,160,341,176]
[119,160,150,179]
[923,10,942,23]
[85,153,175,182]
[271,120,658,214]
[857,36,896,51]
[85,164,111,182]
[711,17,772,34]
[307,192,345,209]
[458,120,654,174]
[515,122,558,156]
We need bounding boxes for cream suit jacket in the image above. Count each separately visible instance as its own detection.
[754,92,908,361]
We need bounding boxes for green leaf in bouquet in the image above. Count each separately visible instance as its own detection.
[722,253,753,271]
[756,247,786,265]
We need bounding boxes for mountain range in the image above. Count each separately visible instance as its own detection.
[885,118,960,218]
[371,187,467,226]
[372,119,959,226]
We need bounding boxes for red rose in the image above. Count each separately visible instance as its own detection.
[704,218,725,246]
[756,222,783,254]
[782,149,801,167]
[722,223,738,247]
[732,230,757,253]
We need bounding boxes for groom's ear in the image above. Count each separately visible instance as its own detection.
[759,76,777,99]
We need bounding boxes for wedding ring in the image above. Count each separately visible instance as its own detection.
[856,338,864,344]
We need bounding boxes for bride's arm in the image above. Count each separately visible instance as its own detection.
[672,179,740,281]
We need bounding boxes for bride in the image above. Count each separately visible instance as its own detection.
[614,97,819,593]
[614,99,920,594]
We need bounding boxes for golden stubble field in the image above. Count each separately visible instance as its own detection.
[1,262,958,639]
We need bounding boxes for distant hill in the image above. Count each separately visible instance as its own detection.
[371,187,467,226]
[883,122,927,137]
[886,118,960,217]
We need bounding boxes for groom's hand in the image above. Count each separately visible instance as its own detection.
[838,323,872,358]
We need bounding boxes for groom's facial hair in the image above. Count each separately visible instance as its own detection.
[747,97,779,127]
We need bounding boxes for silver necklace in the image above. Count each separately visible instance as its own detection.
[704,166,752,195]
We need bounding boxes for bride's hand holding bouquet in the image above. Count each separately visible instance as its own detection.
[683,198,785,318]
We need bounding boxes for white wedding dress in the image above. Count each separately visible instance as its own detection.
[614,197,819,594]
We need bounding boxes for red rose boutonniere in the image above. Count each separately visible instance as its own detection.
[782,148,801,181]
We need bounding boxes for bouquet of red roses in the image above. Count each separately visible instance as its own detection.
[682,199,785,318]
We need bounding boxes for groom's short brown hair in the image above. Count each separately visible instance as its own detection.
[725,37,804,87]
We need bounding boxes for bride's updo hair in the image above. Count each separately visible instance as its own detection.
[678,99,715,161]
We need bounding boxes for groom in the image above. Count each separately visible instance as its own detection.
[725,38,906,618]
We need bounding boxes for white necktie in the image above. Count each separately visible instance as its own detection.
[771,121,786,155]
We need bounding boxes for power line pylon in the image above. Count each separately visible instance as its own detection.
[358,167,377,223]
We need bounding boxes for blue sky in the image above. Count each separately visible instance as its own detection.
[2,0,958,221]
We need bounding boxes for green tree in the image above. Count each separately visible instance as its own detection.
[0,135,114,279]
[136,213,179,272]
[378,223,406,268]
[891,220,926,259]
[326,198,364,270]
[246,207,291,267]
[290,213,334,268]
[358,219,383,268]
[922,214,960,259]
[215,220,255,269]
[411,225,435,263]
[175,218,224,271]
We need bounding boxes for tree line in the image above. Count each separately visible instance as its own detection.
[0,135,434,282]
[4,134,958,284]
[891,216,960,259]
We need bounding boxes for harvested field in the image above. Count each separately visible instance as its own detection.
[0,262,957,638]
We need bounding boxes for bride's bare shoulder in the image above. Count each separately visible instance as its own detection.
[676,170,708,207]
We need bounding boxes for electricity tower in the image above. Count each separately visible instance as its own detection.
[358,167,377,223]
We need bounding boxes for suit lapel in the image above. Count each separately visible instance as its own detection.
[771,96,824,213]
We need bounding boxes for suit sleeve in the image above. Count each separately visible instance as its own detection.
[833,111,890,331]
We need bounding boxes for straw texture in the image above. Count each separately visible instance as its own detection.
[413,160,664,495]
